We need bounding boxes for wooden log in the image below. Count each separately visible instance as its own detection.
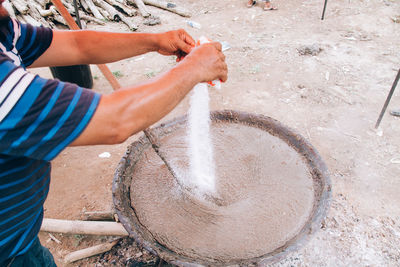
[10,0,29,15]
[94,0,138,30]
[119,13,138,30]
[62,0,107,25]
[82,0,105,20]
[38,9,54,17]
[82,211,115,221]
[98,7,112,20]
[64,239,120,263]
[129,0,150,18]
[21,15,42,27]
[41,218,129,236]
[2,0,16,18]
[94,0,119,21]
[34,0,51,9]
[16,15,27,23]
[79,0,90,13]
[28,2,52,26]
[143,0,191,17]
[104,0,136,16]
[53,14,69,26]
[79,13,107,25]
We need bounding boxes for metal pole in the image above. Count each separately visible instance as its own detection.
[375,68,400,128]
[321,0,328,20]
[73,0,82,29]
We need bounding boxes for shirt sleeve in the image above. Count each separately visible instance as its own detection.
[0,54,101,161]
[14,19,53,68]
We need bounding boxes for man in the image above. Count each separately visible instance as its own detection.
[247,0,278,10]
[0,1,227,265]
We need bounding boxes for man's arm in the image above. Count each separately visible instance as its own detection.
[70,42,227,146]
[29,29,195,68]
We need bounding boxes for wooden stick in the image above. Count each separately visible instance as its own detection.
[94,0,138,30]
[3,0,16,18]
[48,233,62,244]
[83,0,105,20]
[53,14,69,26]
[79,0,90,13]
[10,0,29,15]
[62,0,106,25]
[41,218,129,236]
[30,2,53,18]
[21,14,42,27]
[64,239,120,263]
[28,2,51,26]
[98,7,112,20]
[82,211,115,221]
[119,12,138,31]
[34,0,51,9]
[38,6,56,17]
[94,0,120,21]
[142,0,191,17]
[104,0,137,16]
[131,0,150,18]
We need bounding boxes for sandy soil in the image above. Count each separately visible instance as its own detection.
[30,0,400,265]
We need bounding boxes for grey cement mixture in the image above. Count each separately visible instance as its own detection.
[130,122,315,262]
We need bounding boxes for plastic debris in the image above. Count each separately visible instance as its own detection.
[221,41,231,52]
[186,20,202,29]
[98,152,111,158]
[390,158,400,164]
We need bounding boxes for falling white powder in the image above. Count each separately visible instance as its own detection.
[187,83,216,195]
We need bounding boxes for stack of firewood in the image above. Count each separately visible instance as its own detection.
[2,0,191,31]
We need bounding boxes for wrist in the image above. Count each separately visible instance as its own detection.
[171,60,200,89]
[150,33,162,52]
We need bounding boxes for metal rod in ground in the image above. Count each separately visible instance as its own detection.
[321,0,328,20]
[73,0,82,29]
[375,68,400,129]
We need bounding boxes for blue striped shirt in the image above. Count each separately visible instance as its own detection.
[0,18,100,263]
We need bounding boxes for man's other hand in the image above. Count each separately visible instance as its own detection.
[156,29,195,61]
[181,42,228,84]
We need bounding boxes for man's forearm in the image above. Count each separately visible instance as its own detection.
[31,30,160,67]
[75,30,159,64]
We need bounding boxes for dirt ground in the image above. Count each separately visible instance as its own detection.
[30,0,400,266]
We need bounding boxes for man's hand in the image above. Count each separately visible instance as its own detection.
[155,29,195,61]
[180,42,228,83]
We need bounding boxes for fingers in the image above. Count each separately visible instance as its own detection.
[179,29,195,47]
[210,42,222,52]
[219,62,228,82]
[178,29,195,54]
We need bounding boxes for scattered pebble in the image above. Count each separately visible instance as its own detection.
[297,44,323,56]
[143,16,161,26]
[391,15,400,23]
